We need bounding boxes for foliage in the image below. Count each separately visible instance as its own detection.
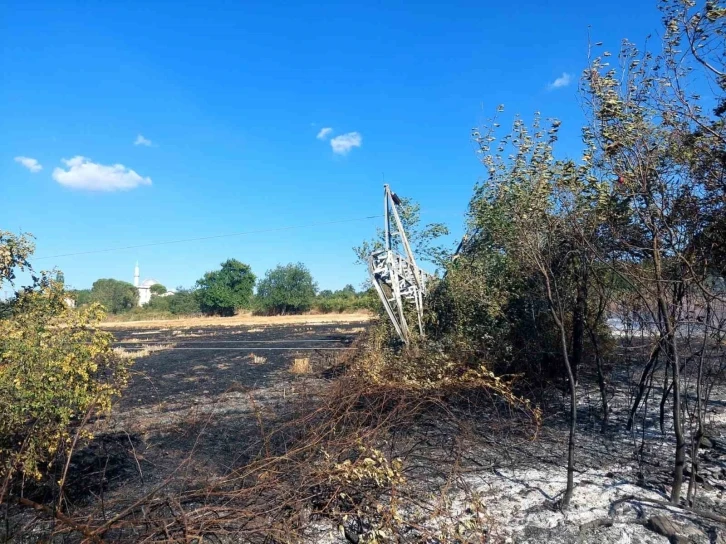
[0,233,128,499]
[150,283,167,295]
[328,445,405,488]
[195,259,256,316]
[144,292,171,312]
[313,285,378,313]
[68,288,93,306]
[255,263,317,315]
[168,288,202,315]
[0,231,34,284]
[89,278,139,314]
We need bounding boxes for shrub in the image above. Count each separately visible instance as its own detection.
[0,233,128,499]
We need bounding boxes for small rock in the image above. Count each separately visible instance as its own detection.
[700,436,714,449]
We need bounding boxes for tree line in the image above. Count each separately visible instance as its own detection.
[67,260,376,317]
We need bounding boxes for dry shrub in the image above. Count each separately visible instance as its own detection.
[289,357,311,374]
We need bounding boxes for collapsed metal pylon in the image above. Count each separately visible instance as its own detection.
[367,185,431,344]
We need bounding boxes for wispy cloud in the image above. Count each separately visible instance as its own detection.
[134,134,153,146]
[330,132,362,155]
[547,72,572,90]
[14,156,42,173]
[316,127,333,140]
[52,156,152,191]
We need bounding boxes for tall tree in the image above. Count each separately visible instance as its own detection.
[256,263,317,315]
[90,278,139,314]
[470,111,597,508]
[195,259,256,316]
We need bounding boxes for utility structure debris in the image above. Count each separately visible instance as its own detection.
[367,185,432,344]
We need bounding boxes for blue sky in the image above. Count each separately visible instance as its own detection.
[1,0,664,293]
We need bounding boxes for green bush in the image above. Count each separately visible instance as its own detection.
[0,232,128,497]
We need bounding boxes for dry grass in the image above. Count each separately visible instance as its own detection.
[289,357,311,374]
[32,368,534,542]
[336,326,366,334]
[101,312,373,330]
[113,344,175,359]
[247,353,267,365]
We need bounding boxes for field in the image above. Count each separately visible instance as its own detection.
[8,316,726,543]
[8,319,371,536]
[101,311,373,328]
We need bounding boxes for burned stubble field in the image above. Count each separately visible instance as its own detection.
[5,320,370,541]
[7,321,726,543]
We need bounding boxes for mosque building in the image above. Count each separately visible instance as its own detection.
[133,262,173,306]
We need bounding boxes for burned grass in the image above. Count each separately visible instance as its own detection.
[5,325,725,543]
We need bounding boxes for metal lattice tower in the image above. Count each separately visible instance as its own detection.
[367,185,431,344]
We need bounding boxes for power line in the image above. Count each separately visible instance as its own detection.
[35,215,382,260]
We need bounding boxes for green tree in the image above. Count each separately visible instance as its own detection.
[195,259,256,316]
[145,293,171,312]
[335,284,357,298]
[68,288,93,306]
[256,263,317,315]
[468,110,597,508]
[150,283,167,295]
[90,278,139,313]
[168,288,202,315]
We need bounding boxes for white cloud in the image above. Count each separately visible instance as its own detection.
[14,156,42,173]
[330,132,362,155]
[134,134,153,146]
[316,127,333,140]
[52,156,152,191]
[548,72,572,90]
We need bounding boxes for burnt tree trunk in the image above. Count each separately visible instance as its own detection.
[541,271,577,509]
[571,259,587,385]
